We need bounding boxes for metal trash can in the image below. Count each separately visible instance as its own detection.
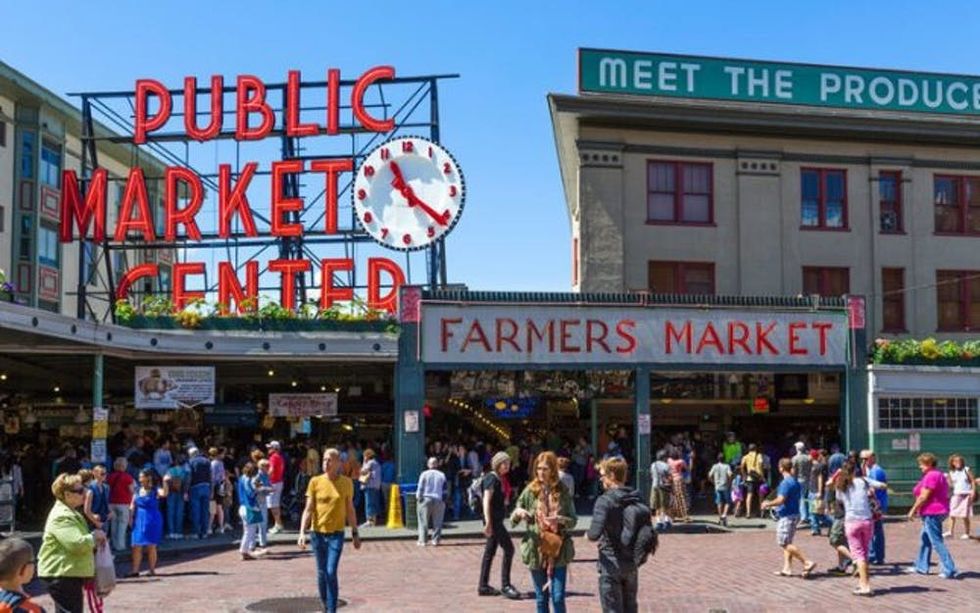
[400,483,418,530]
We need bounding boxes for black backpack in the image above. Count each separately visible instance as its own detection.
[620,500,658,567]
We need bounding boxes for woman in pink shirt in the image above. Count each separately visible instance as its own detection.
[906,453,958,578]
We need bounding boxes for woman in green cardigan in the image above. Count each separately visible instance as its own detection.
[38,472,107,613]
[511,451,577,613]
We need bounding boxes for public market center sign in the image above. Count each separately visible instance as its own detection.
[580,48,980,116]
[421,304,849,366]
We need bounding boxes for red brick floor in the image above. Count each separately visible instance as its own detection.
[31,521,979,612]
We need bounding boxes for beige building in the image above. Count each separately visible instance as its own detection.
[551,50,980,338]
[0,61,170,320]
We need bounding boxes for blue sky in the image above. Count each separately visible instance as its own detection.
[4,1,980,292]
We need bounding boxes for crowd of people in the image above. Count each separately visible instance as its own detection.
[0,423,976,611]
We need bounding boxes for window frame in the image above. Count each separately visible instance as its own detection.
[881,267,906,332]
[37,224,60,268]
[933,174,980,236]
[648,260,716,295]
[40,141,61,188]
[800,167,849,231]
[936,269,980,332]
[802,266,850,297]
[878,170,903,234]
[876,396,979,432]
[645,160,715,226]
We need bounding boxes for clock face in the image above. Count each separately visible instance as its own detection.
[352,136,465,251]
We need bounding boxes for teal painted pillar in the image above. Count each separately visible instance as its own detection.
[843,296,870,453]
[590,399,599,497]
[395,301,426,484]
[634,366,651,499]
[93,353,103,408]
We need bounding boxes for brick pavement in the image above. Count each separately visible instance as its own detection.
[28,521,979,612]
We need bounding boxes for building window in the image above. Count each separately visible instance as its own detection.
[936,270,980,331]
[20,131,34,179]
[38,225,59,268]
[879,171,902,233]
[934,175,980,234]
[18,216,31,260]
[40,143,61,188]
[882,268,905,331]
[159,267,171,293]
[801,168,847,229]
[877,397,978,431]
[802,266,849,296]
[648,261,715,294]
[0,121,6,148]
[647,161,712,224]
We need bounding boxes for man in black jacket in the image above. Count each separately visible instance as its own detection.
[588,457,640,613]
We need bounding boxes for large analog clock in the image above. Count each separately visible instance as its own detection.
[352,136,465,251]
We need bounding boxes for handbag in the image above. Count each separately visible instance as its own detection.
[94,543,116,597]
[538,529,563,559]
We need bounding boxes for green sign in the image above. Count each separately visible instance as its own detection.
[579,48,980,117]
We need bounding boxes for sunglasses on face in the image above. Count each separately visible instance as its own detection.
[69,487,85,494]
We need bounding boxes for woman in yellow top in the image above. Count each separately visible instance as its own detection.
[298,448,361,613]
[511,451,576,613]
[38,473,108,613]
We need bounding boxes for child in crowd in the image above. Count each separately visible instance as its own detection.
[0,537,45,612]
[731,473,745,518]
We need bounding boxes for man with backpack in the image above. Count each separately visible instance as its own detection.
[588,457,656,613]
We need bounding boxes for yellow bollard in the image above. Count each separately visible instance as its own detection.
[386,483,404,529]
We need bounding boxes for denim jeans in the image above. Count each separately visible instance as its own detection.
[870,518,886,564]
[167,491,185,536]
[109,504,130,551]
[915,514,957,576]
[258,505,268,547]
[598,566,638,613]
[530,565,567,613]
[364,487,382,521]
[798,481,810,522]
[189,483,211,538]
[311,531,345,613]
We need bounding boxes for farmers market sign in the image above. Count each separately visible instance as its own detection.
[580,48,980,117]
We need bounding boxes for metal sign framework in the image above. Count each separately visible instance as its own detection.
[69,71,459,322]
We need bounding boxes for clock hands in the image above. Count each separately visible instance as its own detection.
[387,161,450,226]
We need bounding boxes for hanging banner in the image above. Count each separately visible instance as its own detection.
[422,304,849,366]
[268,393,338,418]
[92,407,109,439]
[91,439,107,464]
[135,366,215,409]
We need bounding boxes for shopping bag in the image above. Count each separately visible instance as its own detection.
[95,543,116,597]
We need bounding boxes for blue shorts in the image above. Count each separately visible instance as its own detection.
[714,489,730,506]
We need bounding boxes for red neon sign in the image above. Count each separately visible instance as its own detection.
[61,67,406,313]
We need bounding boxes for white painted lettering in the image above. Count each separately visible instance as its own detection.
[724,66,745,95]
[775,70,793,99]
[679,63,701,92]
[898,78,919,106]
[598,57,628,88]
[657,61,677,91]
[820,73,842,101]
[844,75,865,103]
[947,81,968,110]
[633,60,653,90]
[973,83,980,110]
[746,68,769,97]
[868,76,895,105]
[922,80,943,108]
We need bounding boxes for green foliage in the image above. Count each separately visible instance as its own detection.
[873,337,980,364]
[114,298,137,323]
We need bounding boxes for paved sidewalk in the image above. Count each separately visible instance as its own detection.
[27,519,980,612]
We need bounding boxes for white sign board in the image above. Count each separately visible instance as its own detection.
[404,410,420,433]
[135,366,215,409]
[890,438,909,451]
[269,393,338,418]
[421,304,849,366]
[91,439,107,464]
[638,414,651,435]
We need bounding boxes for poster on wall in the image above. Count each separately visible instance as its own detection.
[268,393,338,418]
[135,366,215,409]
[404,410,420,433]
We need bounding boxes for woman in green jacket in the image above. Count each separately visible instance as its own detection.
[38,472,107,613]
[511,451,576,613]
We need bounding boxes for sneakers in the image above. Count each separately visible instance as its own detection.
[477,586,500,597]
[268,525,282,535]
[942,531,952,537]
[416,541,426,547]
[904,566,928,575]
[720,516,728,527]
[430,539,440,546]
[358,521,374,529]
[939,571,960,579]
[959,534,970,540]
[500,585,521,600]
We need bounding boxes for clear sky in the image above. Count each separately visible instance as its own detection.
[4,1,980,292]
